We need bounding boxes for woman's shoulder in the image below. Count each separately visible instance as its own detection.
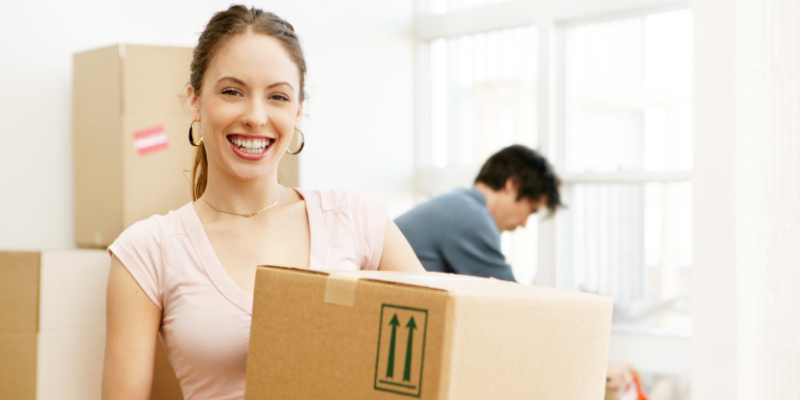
[113,203,193,246]
[297,188,387,271]
[296,188,384,214]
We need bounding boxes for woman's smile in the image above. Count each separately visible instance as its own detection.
[227,134,275,160]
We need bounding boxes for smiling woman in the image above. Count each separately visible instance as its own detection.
[100,5,424,400]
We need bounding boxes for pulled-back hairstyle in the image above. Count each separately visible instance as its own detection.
[190,5,307,200]
[474,145,563,216]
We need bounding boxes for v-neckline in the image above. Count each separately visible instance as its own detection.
[179,188,324,315]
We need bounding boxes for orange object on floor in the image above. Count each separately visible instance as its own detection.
[605,362,650,400]
[632,371,650,400]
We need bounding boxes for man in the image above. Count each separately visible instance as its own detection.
[395,145,562,282]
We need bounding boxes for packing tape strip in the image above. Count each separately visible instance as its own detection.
[324,274,360,307]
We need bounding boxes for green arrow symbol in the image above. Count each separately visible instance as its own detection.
[403,316,417,381]
[386,314,400,378]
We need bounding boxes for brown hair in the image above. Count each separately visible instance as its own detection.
[190,5,307,200]
[474,145,563,217]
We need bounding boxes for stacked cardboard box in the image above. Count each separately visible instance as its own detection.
[0,249,184,400]
[246,266,613,399]
[0,250,109,400]
[73,44,196,248]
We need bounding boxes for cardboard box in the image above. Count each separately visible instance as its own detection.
[0,250,184,400]
[0,250,109,400]
[245,267,613,399]
[72,44,300,248]
[73,44,195,248]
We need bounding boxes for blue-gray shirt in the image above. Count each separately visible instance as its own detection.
[395,188,516,282]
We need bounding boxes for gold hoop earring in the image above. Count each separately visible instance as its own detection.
[188,120,203,146]
[287,128,305,155]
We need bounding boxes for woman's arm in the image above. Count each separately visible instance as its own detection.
[102,255,162,400]
[378,217,426,272]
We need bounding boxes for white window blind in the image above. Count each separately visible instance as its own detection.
[560,9,693,335]
[426,26,538,168]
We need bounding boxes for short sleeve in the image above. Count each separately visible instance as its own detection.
[347,192,387,271]
[108,218,165,309]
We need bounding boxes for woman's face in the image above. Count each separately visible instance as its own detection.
[188,33,302,184]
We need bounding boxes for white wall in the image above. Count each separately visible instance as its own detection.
[0,0,415,250]
[693,0,800,398]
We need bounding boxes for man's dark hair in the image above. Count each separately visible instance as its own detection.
[474,145,563,216]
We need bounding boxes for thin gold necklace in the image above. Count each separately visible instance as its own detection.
[203,186,284,218]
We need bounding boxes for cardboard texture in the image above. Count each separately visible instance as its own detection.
[73,44,302,248]
[0,250,108,400]
[73,44,193,248]
[246,267,613,399]
[0,250,184,399]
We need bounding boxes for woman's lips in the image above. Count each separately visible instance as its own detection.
[229,139,270,160]
[227,135,273,160]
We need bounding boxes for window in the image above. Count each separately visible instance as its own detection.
[426,26,537,169]
[559,9,693,335]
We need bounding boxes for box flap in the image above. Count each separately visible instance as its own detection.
[0,252,40,334]
[259,265,603,301]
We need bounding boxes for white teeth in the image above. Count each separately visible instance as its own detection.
[230,136,272,153]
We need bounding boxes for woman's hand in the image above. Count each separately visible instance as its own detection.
[102,256,162,400]
[378,217,426,273]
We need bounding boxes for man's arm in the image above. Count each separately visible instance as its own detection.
[439,210,517,282]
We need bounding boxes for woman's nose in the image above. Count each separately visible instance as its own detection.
[242,99,268,129]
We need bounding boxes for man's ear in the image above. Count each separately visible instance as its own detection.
[503,177,518,193]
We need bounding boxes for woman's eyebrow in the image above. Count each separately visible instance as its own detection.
[216,76,294,91]
[217,76,247,86]
[267,81,294,90]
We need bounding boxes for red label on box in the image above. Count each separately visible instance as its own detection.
[133,125,169,156]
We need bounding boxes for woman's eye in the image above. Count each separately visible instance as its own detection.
[271,94,290,101]
[221,88,242,96]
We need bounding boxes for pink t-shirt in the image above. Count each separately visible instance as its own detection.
[108,189,386,400]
